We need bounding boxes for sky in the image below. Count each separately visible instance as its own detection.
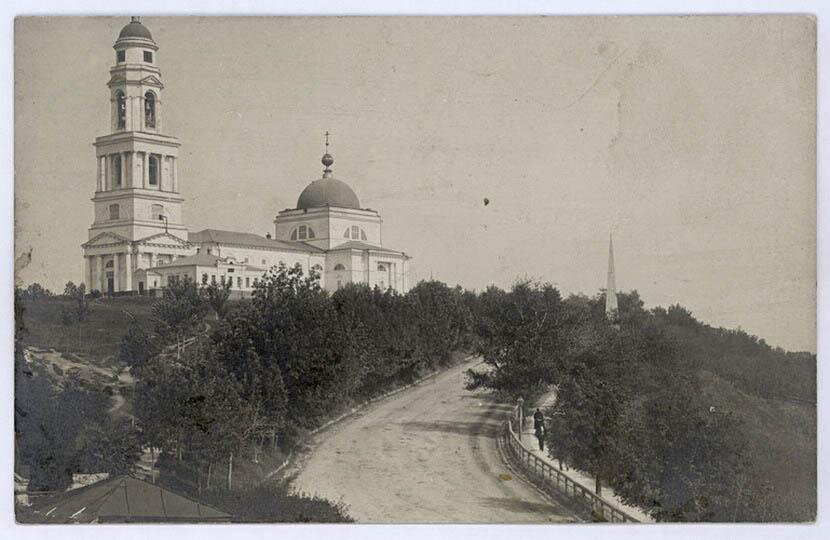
[14,16,815,352]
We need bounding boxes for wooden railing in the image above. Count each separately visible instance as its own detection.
[504,405,640,523]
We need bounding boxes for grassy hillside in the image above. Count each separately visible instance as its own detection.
[699,370,816,521]
[20,296,155,366]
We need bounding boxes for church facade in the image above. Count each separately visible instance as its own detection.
[82,18,410,296]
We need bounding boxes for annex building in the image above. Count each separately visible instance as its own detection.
[81,18,410,296]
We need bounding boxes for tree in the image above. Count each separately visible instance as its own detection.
[466,281,570,399]
[151,277,208,358]
[63,281,79,298]
[202,279,233,319]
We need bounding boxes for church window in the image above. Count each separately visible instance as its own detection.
[115,91,126,129]
[112,154,122,186]
[149,155,159,185]
[143,50,153,63]
[334,264,345,271]
[245,277,250,288]
[291,225,315,241]
[116,50,125,63]
[144,92,156,128]
[343,226,367,240]
[109,204,120,220]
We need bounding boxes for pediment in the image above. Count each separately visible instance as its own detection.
[136,232,191,248]
[107,74,126,88]
[140,75,164,89]
[82,232,130,248]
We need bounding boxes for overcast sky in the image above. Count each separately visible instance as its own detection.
[14,16,815,352]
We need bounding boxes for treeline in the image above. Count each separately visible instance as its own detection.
[467,282,815,522]
[119,264,473,517]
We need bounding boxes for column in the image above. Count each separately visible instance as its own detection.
[125,250,133,292]
[97,157,105,191]
[143,152,149,188]
[172,157,178,193]
[129,151,136,188]
[113,253,120,292]
[120,152,127,187]
[84,256,91,291]
[149,252,156,268]
[96,255,104,293]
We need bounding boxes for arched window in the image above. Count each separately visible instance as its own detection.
[290,225,315,241]
[115,91,126,129]
[144,92,156,128]
[112,154,122,187]
[148,155,159,186]
[109,204,120,220]
[334,263,345,271]
[343,226,367,240]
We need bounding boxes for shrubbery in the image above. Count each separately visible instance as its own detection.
[119,264,473,521]
[468,282,814,522]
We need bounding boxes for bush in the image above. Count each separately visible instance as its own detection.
[200,481,352,523]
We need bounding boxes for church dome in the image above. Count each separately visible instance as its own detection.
[118,17,154,41]
[296,144,361,210]
[297,177,360,210]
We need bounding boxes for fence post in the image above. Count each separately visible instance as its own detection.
[517,397,524,441]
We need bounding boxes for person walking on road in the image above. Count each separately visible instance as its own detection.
[533,408,545,451]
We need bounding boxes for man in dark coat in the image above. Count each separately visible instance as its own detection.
[533,408,545,451]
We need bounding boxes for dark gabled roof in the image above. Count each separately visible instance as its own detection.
[330,241,407,255]
[22,476,229,523]
[189,229,323,253]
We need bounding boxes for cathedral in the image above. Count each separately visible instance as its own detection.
[81,18,411,296]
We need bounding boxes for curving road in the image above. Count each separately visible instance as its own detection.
[291,358,582,523]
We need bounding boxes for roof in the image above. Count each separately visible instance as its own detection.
[21,476,230,523]
[297,177,361,210]
[189,228,323,253]
[331,241,408,255]
[117,18,154,41]
[155,252,221,269]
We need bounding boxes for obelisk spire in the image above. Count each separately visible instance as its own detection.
[605,233,618,318]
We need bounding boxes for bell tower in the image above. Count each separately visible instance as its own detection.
[83,17,193,295]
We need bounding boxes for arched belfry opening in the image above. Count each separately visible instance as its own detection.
[144,91,156,128]
[115,90,126,129]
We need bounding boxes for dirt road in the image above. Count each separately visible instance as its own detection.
[291,358,582,523]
